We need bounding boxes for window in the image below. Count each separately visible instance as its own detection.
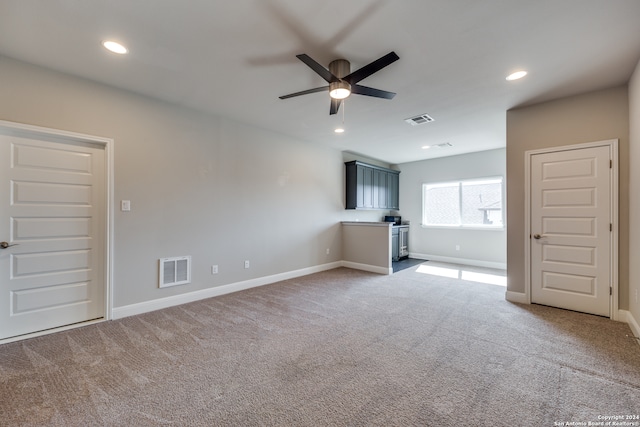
[422,177,503,228]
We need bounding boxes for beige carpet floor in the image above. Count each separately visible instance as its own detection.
[1,263,639,426]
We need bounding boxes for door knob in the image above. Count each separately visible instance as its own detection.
[533,234,543,240]
[0,241,18,249]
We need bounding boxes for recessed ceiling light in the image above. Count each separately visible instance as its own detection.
[506,70,527,81]
[334,128,345,134]
[102,40,128,54]
[421,145,431,149]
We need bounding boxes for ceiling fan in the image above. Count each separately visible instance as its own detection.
[279,51,399,115]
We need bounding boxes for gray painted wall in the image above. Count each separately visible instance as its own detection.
[506,86,630,309]
[397,149,507,267]
[5,53,635,329]
[0,56,389,309]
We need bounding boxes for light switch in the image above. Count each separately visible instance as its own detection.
[121,200,131,211]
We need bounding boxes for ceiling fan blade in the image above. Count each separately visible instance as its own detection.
[279,86,329,100]
[350,84,396,99]
[330,98,342,115]
[343,51,399,85]
[296,54,339,83]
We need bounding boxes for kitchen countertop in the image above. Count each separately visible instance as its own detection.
[341,221,393,227]
[341,222,409,227]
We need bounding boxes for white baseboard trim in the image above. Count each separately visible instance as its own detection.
[618,310,640,348]
[505,291,528,304]
[112,261,342,319]
[0,318,105,346]
[341,261,392,275]
[410,253,506,270]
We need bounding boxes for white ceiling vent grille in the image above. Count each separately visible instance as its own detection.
[404,114,434,126]
[159,256,191,288]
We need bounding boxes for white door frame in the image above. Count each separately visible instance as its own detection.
[524,139,619,320]
[0,120,114,342]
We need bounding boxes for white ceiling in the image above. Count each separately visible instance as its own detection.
[1,0,639,164]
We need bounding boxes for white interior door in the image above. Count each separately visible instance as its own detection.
[0,129,106,340]
[530,145,612,317]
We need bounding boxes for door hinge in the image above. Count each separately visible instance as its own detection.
[610,223,612,232]
[610,159,613,168]
[610,286,612,296]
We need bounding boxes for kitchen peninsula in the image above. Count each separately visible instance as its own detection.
[341,221,394,275]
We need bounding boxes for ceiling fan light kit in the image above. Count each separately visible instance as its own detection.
[329,59,351,99]
[279,51,399,115]
[329,81,351,99]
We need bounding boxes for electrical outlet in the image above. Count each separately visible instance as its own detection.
[121,200,131,211]
[244,260,250,269]
[455,245,460,251]
[326,248,330,255]
[211,265,218,275]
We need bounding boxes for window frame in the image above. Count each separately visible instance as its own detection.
[421,176,505,230]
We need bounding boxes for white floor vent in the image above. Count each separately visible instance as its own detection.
[159,256,191,288]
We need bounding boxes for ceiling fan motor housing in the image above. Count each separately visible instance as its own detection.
[329,59,351,99]
[329,59,350,78]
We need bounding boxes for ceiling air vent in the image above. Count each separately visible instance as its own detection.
[434,142,453,148]
[159,256,191,288]
[404,114,434,126]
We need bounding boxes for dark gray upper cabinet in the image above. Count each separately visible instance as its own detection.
[345,161,400,210]
[387,171,399,210]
